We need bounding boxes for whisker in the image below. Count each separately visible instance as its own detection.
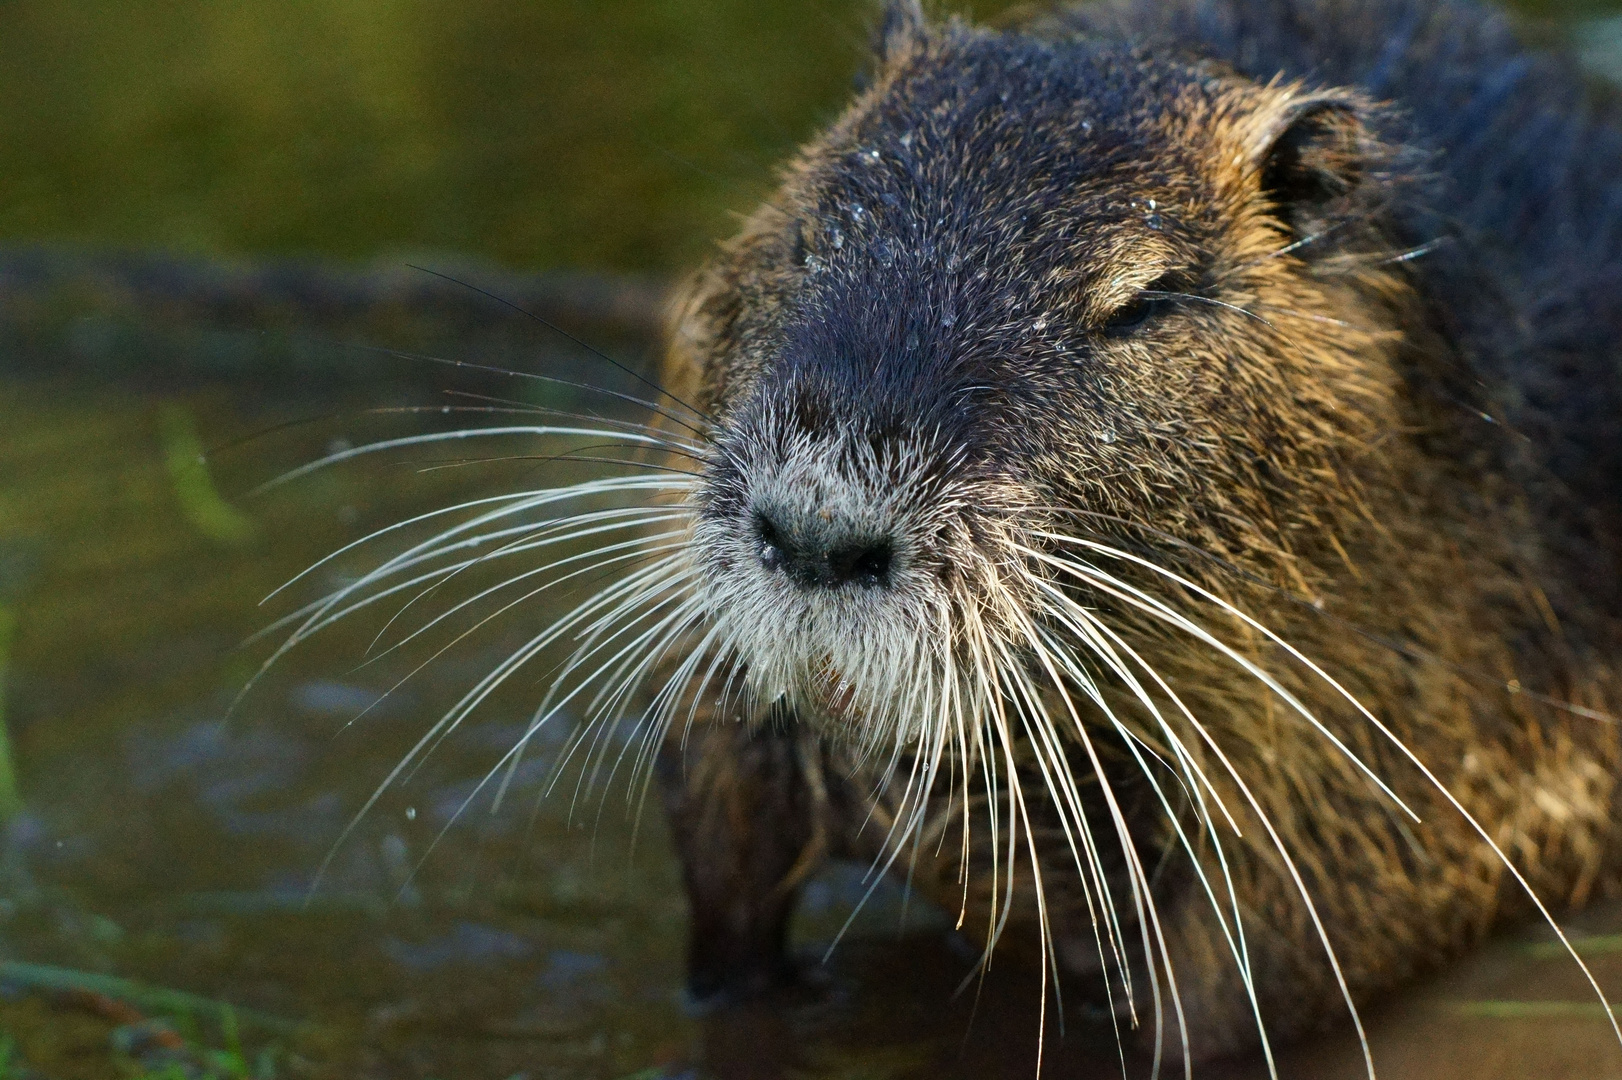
[407,453,703,477]
[259,472,688,605]
[1144,290,1276,331]
[1034,605,1276,1076]
[1061,535,1622,1051]
[1044,583,1373,1075]
[255,503,686,657]
[251,425,686,496]
[341,536,694,736]
[402,392,710,453]
[1026,538,1419,822]
[1038,506,1616,723]
[405,592,705,892]
[405,263,714,426]
[282,335,711,439]
[995,627,1170,1066]
[394,556,700,799]
[355,512,690,655]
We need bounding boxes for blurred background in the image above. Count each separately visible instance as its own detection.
[2,2,1622,1079]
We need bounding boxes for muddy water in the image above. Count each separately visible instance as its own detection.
[3,352,1622,1080]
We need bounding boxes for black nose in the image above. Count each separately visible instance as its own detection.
[754,509,893,589]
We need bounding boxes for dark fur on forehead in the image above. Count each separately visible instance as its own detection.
[797,24,1392,321]
[751,30,1362,418]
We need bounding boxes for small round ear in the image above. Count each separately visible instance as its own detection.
[1254,94,1370,235]
[873,0,928,67]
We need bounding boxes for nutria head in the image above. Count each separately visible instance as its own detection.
[673,4,1411,752]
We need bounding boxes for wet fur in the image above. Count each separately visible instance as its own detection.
[654,0,1622,1063]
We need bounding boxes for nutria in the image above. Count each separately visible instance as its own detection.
[638,0,1622,1065]
[275,0,1622,1068]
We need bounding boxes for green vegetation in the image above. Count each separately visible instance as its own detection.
[0,962,301,1038]
[1521,933,1622,959]
[1,0,1608,275]
[1441,999,1620,1019]
[0,0,1012,275]
[0,964,293,1079]
[159,403,258,545]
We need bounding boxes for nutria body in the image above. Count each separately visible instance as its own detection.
[646,0,1622,1064]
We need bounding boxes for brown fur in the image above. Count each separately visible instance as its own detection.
[653,0,1622,1062]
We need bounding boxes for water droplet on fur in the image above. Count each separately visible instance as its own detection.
[805,254,830,275]
[899,132,914,148]
[1145,213,1163,230]
[830,228,844,250]
[946,251,962,271]
[1082,120,1093,133]
[849,203,867,222]
[1032,318,1048,332]
[905,330,920,351]
[405,806,417,821]
[873,240,895,266]
[1095,428,1117,444]
[863,148,882,165]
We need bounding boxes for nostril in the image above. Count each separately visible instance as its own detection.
[754,511,787,573]
[826,540,893,588]
[752,507,894,589]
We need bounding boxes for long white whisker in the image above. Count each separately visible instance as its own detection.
[393,555,698,792]
[361,525,690,667]
[252,425,683,496]
[406,594,704,890]
[331,535,693,738]
[1027,540,1418,823]
[243,509,687,721]
[237,481,690,710]
[1034,609,1275,1079]
[359,506,691,655]
[1058,534,1622,1052]
[260,474,688,605]
[995,628,1172,1071]
[1028,543,1385,1076]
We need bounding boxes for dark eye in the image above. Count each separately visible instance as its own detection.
[1100,275,1184,336]
[1102,294,1159,334]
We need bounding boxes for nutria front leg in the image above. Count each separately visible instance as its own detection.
[656,713,830,1003]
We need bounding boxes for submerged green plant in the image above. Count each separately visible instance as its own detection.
[0,961,300,1038]
[159,403,256,546]
[1521,933,1622,959]
[1441,999,1621,1019]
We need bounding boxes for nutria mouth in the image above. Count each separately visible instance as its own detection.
[280,0,1622,1069]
